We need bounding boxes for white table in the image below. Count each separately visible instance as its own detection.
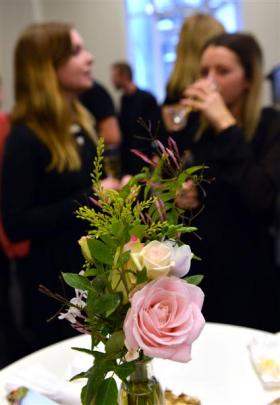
[0,322,279,405]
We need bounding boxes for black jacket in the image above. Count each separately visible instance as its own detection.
[165,107,280,331]
[0,124,97,349]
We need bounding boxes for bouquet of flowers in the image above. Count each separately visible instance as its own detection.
[55,137,205,405]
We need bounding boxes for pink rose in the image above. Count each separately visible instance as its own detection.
[124,277,205,362]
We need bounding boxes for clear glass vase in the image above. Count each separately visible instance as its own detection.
[118,360,165,405]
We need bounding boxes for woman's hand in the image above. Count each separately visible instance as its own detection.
[101,177,121,190]
[182,78,236,132]
[100,175,132,191]
[175,180,200,210]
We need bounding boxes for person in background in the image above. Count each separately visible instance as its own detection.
[80,80,122,180]
[80,80,121,145]
[162,13,225,132]
[174,32,280,332]
[1,22,100,354]
[0,77,30,366]
[111,61,160,175]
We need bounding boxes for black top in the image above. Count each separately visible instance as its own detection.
[0,124,97,349]
[119,88,160,175]
[164,107,280,332]
[80,80,116,122]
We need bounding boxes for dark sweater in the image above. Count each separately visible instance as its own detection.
[119,88,160,175]
[1,124,97,350]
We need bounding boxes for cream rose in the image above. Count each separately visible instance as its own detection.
[140,240,173,279]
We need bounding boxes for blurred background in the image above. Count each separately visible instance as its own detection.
[0,0,279,110]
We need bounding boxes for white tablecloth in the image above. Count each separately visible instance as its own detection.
[0,322,279,404]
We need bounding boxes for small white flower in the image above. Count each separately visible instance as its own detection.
[70,296,86,309]
[58,310,78,324]
[58,291,86,324]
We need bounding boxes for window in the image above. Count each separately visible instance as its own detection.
[125,0,240,102]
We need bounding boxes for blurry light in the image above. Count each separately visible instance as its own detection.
[145,3,154,15]
[157,19,174,31]
[163,52,176,63]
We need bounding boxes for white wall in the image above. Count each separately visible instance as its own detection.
[40,0,127,105]
[0,0,127,110]
[0,0,39,110]
[241,0,280,104]
[1,0,280,110]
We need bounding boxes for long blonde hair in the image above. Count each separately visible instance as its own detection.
[12,22,97,172]
[166,13,225,100]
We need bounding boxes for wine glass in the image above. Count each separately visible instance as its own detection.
[162,104,192,132]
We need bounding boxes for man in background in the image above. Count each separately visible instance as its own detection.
[111,62,160,175]
[80,80,121,145]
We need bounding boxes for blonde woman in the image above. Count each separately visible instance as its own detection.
[162,13,225,131]
[1,22,98,352]
[176,33,280,332]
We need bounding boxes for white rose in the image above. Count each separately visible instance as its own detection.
[163,240,193,277]
[141,240,173,279]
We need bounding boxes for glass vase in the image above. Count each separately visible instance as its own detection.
[118,359,165,405]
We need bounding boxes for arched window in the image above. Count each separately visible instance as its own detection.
[125,0,241,101]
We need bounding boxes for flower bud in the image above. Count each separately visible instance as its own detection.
[78,236,93,262]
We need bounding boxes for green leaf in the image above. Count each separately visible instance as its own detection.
[159,192,175,202]
[86,290,98,318]
[82,364,106,405]
[184,274,204,285]
[101,234,118,249]
[62,273,92,291]
[69,371,88,382]
[185,164,207,175]
[177,172,189,185]
[114,362,136,381]
[95,378,118,405]
[93,293,121,317]
[105,330,124,354]
[81,383,87,405]
[87,239,113,265]
[111,220,125,238]
[117,251,130,267]
[91,277,106,292]
[166,209,179,226]
[178,226,198,233]
[71,346,95,356]
[136,268,148,284]
[82,355,117,405]
[129,224,146,239]
[83,267,98,277]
